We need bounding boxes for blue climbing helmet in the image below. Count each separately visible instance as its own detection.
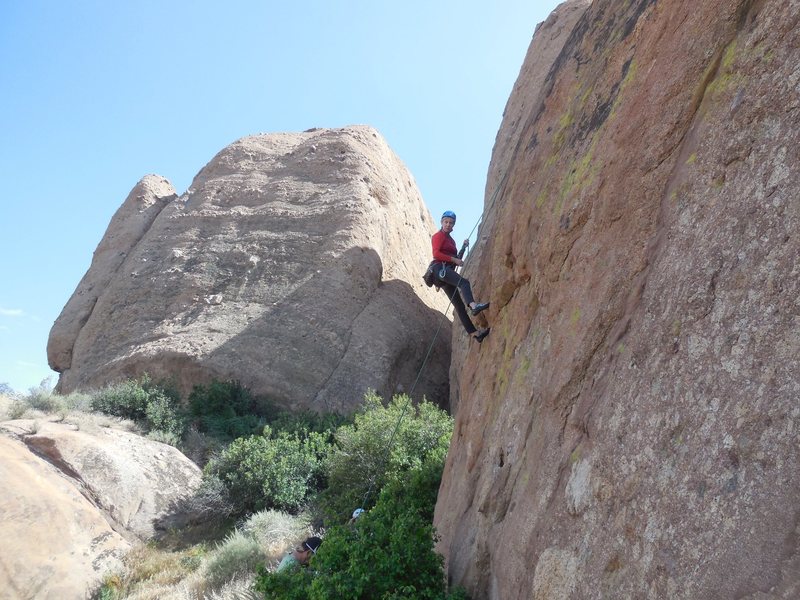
[441,210,456,222]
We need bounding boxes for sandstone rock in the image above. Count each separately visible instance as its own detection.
[436,1,800,598]
[49,126,451,412]
[0,419,203,599]
[48,175,177,372]
[0,429,128,600]
[5,420,202,538]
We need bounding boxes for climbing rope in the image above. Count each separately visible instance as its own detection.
[356,171,511,514]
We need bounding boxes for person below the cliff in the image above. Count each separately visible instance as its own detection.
[349,507,365,524]
[431,210,490,343]
[276,536,322,572]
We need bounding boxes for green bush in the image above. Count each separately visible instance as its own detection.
[144,392,185,437]
[255,450,465,600]
[22,378,59,412]
[91,375,184,439]
[205,426,330,515]
[319,393,453,520]
[2,377,153,423]
[269,410,350,439]
[89,376,185,448]
[91,377,151,421]
[255,564,315,600]
[59,391,94,413]
[9,380,93,419]
[189,380,274,440]
[5,399,27,420]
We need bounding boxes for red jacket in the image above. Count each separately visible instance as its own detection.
[432,230,458,265]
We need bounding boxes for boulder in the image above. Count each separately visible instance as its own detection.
[0,419,202,599]
[0,433,128,599]
[48,126,451,412]
[436,1,800,599]
[2,420,203,538]
[47,175,177,372]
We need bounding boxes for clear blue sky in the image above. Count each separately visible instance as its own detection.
[0,0,561,393]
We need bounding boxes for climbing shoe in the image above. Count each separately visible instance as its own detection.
[473,328,490,343]
[471,302,490,316]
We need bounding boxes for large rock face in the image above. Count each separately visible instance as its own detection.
[0,419,201,599]
[436,1,800,599]
[49,126,451,412]
[46,176,178,373]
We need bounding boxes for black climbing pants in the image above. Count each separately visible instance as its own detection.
[436,265,477,335]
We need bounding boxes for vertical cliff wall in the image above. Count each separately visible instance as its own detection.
[436,0,800,598]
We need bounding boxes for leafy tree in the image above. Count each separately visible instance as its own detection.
[320,393,453,520]
[255,449,467,600]
[205,426,330,515]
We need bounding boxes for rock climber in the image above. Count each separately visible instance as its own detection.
[430,210,490,343]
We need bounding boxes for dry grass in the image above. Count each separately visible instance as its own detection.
[206,577,261,600]
[240,509,313,560]
[97,509,314,599]
[100,543,204,599]
[203,530,264,588]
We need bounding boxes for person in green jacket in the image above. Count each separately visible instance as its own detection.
[276,536,322,572]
